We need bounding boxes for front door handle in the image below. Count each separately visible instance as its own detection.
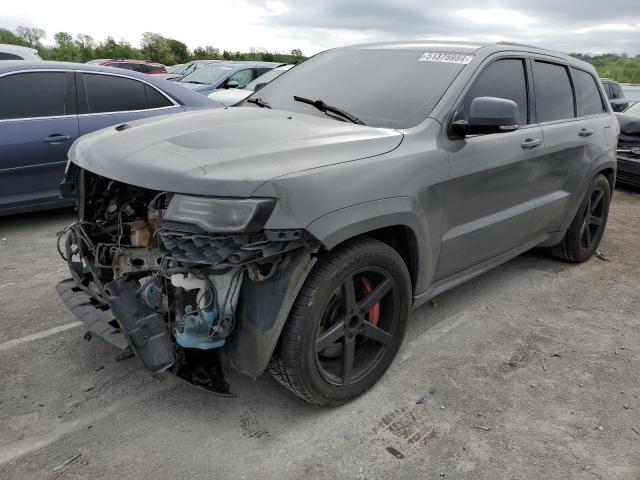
[43,134,71,143]
[521,138,542,149]
[579,128,594,137]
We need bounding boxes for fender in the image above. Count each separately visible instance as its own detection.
[225,197,435,378]
[555,152,617,233]
[224,248,318,378]
[306,196,434,294]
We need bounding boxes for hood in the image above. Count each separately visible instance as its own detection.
[208,89,252,107]
[69,107,404,197]
[616,112,640,137]
[177,82,208,91]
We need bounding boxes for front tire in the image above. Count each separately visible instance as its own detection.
[548,173,611,262]
[269,237,411,405]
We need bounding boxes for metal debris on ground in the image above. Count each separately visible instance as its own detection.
[474,425,491,431]
[594,250,610,261]
[386,447,405,459]
[52,453,82,472]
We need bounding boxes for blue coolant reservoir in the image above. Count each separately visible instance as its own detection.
[175,310,226,350]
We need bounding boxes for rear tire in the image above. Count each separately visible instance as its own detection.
[548,174,611,263]
[269,237,411,405]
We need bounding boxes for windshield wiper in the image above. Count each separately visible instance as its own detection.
[246,98,271,109]
[293,96,365,125]
[184,80,207,85]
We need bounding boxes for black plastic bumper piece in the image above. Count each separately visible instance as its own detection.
[104,278,175,374]
[56,279,129,350]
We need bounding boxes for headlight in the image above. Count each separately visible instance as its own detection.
[164,195,275,233]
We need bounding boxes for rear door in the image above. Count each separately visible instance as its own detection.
[529,58,601,234]
[77,72,183,135]
[0,70,78,210]
[437,56,544,279]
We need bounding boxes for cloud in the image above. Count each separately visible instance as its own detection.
[246,0,640,54]
[4,0,640,55]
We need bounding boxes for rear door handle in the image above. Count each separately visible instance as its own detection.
[521,138,542,149]
[43,134,71,143]
[579,128,594,137]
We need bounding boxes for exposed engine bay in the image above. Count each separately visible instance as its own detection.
[57,165,317,395]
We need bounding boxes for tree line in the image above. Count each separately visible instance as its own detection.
[0,26,305,65]
[571,53,640,84]
[4,26,640,82]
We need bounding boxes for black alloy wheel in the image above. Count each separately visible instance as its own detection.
[269,237,411,405]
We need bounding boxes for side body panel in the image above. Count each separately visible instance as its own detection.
[255,120,449,295]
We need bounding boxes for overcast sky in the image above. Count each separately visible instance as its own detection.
[3,0,640,56]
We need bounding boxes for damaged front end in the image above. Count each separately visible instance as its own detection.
[57,165,318,394]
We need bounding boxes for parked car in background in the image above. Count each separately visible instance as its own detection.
[601,78,629,112]
[172,60,219,76]
[615,112,640,187]
[86,59,167,74]
[0,44,42,61]
[160,60,224,81]
[0,61,219,216]
[178,61,282,95]
[208,64,294,106]
[166,63,185,74]
[57,41,617,405]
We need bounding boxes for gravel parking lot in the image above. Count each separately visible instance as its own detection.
[0,186,638,480]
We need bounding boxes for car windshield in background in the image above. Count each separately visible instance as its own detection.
[180,64,234,84]
[243,66,291,91]
[245,48,471,129]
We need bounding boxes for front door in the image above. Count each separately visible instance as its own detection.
[0,71,78,210]
[437,56,543,279]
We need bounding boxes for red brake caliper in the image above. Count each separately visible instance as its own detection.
[361,277,381,326]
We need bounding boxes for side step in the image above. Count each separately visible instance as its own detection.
[56,279,129,350]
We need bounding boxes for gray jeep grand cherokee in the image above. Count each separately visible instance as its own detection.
[58,41,618,405]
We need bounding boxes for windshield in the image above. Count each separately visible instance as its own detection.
[243,66,291,91]
[180,64,235,85]
[625,101,640,116]
[243,48,470,128]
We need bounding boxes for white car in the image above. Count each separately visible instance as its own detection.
[0,44,42,61]
[208,64,294,106]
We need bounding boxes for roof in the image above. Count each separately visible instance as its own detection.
[337,40,591,70]
[0,43,38,54]
[90,58,164,66]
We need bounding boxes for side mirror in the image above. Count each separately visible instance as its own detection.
[452,96,520,136]
[610,99,629,112]
[226,80,239,89]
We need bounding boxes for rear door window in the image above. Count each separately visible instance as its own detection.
[0,72,69,120]
[572,68,605,116]
[532,61,575,122]
[460,58,529,125]
[82,74,147,113]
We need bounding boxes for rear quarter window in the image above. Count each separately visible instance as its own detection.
[532,61,575,123]
[572,68,605,116]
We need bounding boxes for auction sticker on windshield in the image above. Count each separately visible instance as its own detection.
[419,52,473,64]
